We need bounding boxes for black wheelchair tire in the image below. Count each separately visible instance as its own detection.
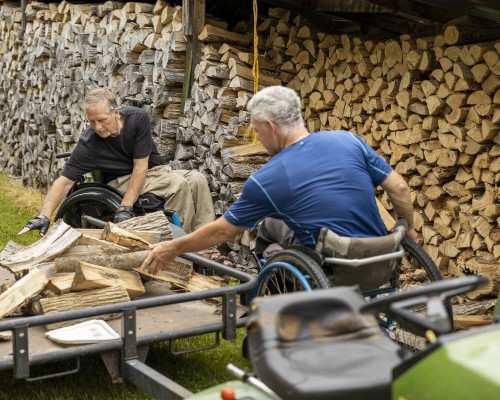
[385,237,453,348]
[55,187,122,228]
[255,249,329,297]
[401,237,453,318]
[401,237,443,283]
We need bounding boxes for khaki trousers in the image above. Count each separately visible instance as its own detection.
[107,165,215,233]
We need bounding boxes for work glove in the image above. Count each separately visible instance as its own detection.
[113,206,135,224]
[21,215,50,236]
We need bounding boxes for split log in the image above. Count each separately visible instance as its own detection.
[454,314,492,330]
[78,229,161,244]
[101,222,152,250]
[76,235,130,252]
[0,268,48,319]
[457,257,500,299]
[62,244,129,257]
[46,273,75,295]
[39,286,131,330]
[0,221,82,276]
[137,268,225,295]
[71,262,145,298]
[117,210,172,241]
[54,250,151,273]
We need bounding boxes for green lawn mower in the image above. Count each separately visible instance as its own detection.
[189,275,499,400]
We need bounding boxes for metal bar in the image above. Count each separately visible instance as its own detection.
[124,359,193,400]
[169,332,220,356]
[123,308,138,360]
[25,358,81,382]
[0,266,255,332]
[81,215,107,228]
[227,363,280,399]
[13,324,29,379]
[0,318,248,372]
[222,292,238,340]
[323,248,405,266]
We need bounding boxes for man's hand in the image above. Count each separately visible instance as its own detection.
[113,206,135,223]
[140,241,177,275]
[18,215,50,236]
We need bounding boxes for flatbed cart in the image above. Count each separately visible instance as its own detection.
[0,252,257,400]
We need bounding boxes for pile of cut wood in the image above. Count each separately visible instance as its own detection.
[0,212,225,334]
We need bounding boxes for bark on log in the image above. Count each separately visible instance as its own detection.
[39,286,131,330]
[0,221,82,276]
[0,268,48,319]
[71,262,145,298]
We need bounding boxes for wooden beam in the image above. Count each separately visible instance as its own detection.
[182,0,206,113]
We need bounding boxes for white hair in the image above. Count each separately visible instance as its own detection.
[247,86,304,133]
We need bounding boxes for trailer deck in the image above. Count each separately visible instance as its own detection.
[0,253,256,399]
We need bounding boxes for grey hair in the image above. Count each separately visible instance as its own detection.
[84,88,118,111]
[247,86,304,132]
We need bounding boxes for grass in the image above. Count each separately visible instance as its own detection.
[0,174,251,399]
[0,174,45,248]
[0,332,251,400]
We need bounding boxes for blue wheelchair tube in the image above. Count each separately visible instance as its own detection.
[254,261,314,298]
[164,210,181,227]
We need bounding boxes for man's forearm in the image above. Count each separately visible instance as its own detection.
[121,162,148,206]
[172,218,244,255]
[381,171,416,239]
[141,217,245,275]
[40,176,75,218]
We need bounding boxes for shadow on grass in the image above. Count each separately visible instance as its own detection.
[0,330,250,399]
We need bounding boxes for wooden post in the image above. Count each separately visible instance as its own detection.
[21,0,27,32]
[181,0,205,114]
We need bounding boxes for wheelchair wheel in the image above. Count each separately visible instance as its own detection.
[386,237,452,350]
[255,249,329,298]
[54,187,122,228]
[400,237,443,285]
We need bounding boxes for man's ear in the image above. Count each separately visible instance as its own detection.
[266,120,276,134]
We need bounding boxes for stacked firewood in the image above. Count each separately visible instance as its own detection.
[0,213,224,333]
[0,0,185,188]
[0,2,498,289]
[176,8,499,289]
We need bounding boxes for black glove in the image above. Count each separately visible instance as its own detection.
[24,215,50,235]
[113,206,135,224]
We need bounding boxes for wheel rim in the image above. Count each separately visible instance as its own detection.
[257,262,314,297]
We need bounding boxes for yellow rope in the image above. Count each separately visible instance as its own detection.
[252,0,259,95]
[246,0,260,142]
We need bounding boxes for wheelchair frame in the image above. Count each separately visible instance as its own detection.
[254,237,443,297]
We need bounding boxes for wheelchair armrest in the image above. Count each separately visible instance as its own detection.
[323,248,405,267]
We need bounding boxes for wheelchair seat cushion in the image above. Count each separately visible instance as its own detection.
[247,288,402,400]
[315,223,407,290]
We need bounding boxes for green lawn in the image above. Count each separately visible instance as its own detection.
[0,176,251,399]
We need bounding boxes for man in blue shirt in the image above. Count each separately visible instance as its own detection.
[140,86,416,275]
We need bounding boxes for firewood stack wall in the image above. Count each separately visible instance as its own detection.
[177,8,499,287]
[0,1,498,289]
[0,0,185,189]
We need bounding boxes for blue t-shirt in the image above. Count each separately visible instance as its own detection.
[223,130,393,248]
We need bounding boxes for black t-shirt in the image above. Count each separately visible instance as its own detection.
[62,107,164,183]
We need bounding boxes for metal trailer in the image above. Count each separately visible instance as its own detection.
[0,252,257,400]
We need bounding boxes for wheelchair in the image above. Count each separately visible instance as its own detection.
[53,155,181,229]
[251,219,449,349]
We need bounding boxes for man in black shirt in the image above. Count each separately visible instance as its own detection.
[18,88,214,236]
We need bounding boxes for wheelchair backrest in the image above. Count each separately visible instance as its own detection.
[315,222,407,291]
